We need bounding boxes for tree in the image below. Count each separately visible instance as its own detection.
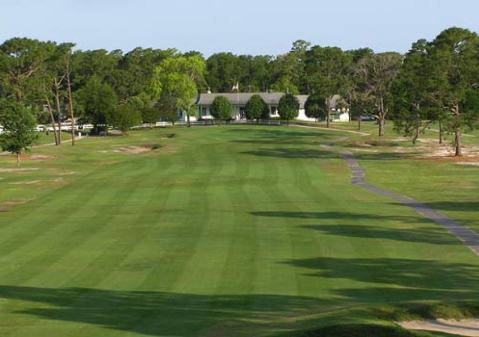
[142,106,161,125]
[210,96,233,121]
[270,53,300,94]
[110,47,176,102]
[391,40,434,144]
[342,48,374,128]
[109,103,142,134]
[305,93,327,121]
[206,53,243,92]
[305,46,352,127]
[151,55,205,127]
[245,95,269,122]
[155,93,178,124]
[356,52,402,136]
[0,100,37,167]
[76,76,117,134]
[278,93,299,124]
[427,27,479,156]
[0,38,53,102]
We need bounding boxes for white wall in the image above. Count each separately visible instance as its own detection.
[296,108,317,122]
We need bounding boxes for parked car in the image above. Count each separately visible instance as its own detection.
[360,114,377,121]
[36,125,47,132]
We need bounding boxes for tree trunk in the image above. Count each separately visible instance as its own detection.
[66,61,75,146]
[186,114,191,128]
[358,115,361,131]
[45,98,59,145]
[54,84,63,145]
[439,120,443,144]
[378,118,385,137]
[454,128,462,157]
[412,126,419,145]
[16,152,20,168]
[378,97,386,137]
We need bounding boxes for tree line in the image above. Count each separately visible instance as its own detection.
[0,26,478,164]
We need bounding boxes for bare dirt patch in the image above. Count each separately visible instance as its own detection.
[0,168,40,173]
[416,141,479,160]
[0,198,35,212]
[113,144,160,154]
[8,177,64,186]
[399,319,479,336]
[23,154,55,161]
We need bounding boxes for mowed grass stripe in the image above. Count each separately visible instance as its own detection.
[0,165,137,286]
[5,159,169,336]
[2,160,159,285]
[171,142,234,294]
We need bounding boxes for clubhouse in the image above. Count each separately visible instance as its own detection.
[179,92,350,123]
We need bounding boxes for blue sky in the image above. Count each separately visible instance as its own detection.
[1,0,479,55]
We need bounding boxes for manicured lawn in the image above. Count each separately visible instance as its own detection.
[0,125,478,337]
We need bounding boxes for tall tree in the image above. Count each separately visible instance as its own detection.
[76,76,118,134]
[391,40,432,144]
[305,46,352,127]
[356,52,402,136]
[427,27,479,156]
[0,38,53,102]
[0,100,37,167]
[342,48,374,126]
[151,55,205,127]
[270,53,300,94]
[206,53,243,92]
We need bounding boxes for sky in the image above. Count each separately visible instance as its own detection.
[1,0,479,56]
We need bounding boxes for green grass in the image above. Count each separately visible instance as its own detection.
[0,125,478,337]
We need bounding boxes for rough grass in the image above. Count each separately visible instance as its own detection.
[0,125,478,337]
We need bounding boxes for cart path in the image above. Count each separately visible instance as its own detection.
[342,151,479,256]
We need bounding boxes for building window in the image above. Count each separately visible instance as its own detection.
[239,106,246,119]
[270,106,278,115]
[200,106,208,116]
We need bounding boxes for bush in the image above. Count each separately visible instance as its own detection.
[245,95,269,122]
[110,104,142,134]
[278,93,299,123]
[210,96,233,121]
[305,93,327,121]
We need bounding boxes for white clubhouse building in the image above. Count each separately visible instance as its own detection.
[179,92,350,123]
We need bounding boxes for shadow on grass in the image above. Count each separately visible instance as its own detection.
[0,286,325,336]
[296,324,418,337]
[251,210,469,250]
[242,148,339,159]
[410,201,479,213]
[352,151,418,161]
[280,257,479,303]
[302,224,457,245]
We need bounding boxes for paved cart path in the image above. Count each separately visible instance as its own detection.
[342,151,479,256]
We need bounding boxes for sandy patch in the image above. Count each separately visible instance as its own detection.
[0,198,35,212]
[8,178,64,185]
[399,319,479,336]
[108,144,160,154]
[352,148,380,153]
[417,142,479,159]
[58,171,77,176]
[0,168,40,173]
[457,162,479,167]
[23,155,55,161]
